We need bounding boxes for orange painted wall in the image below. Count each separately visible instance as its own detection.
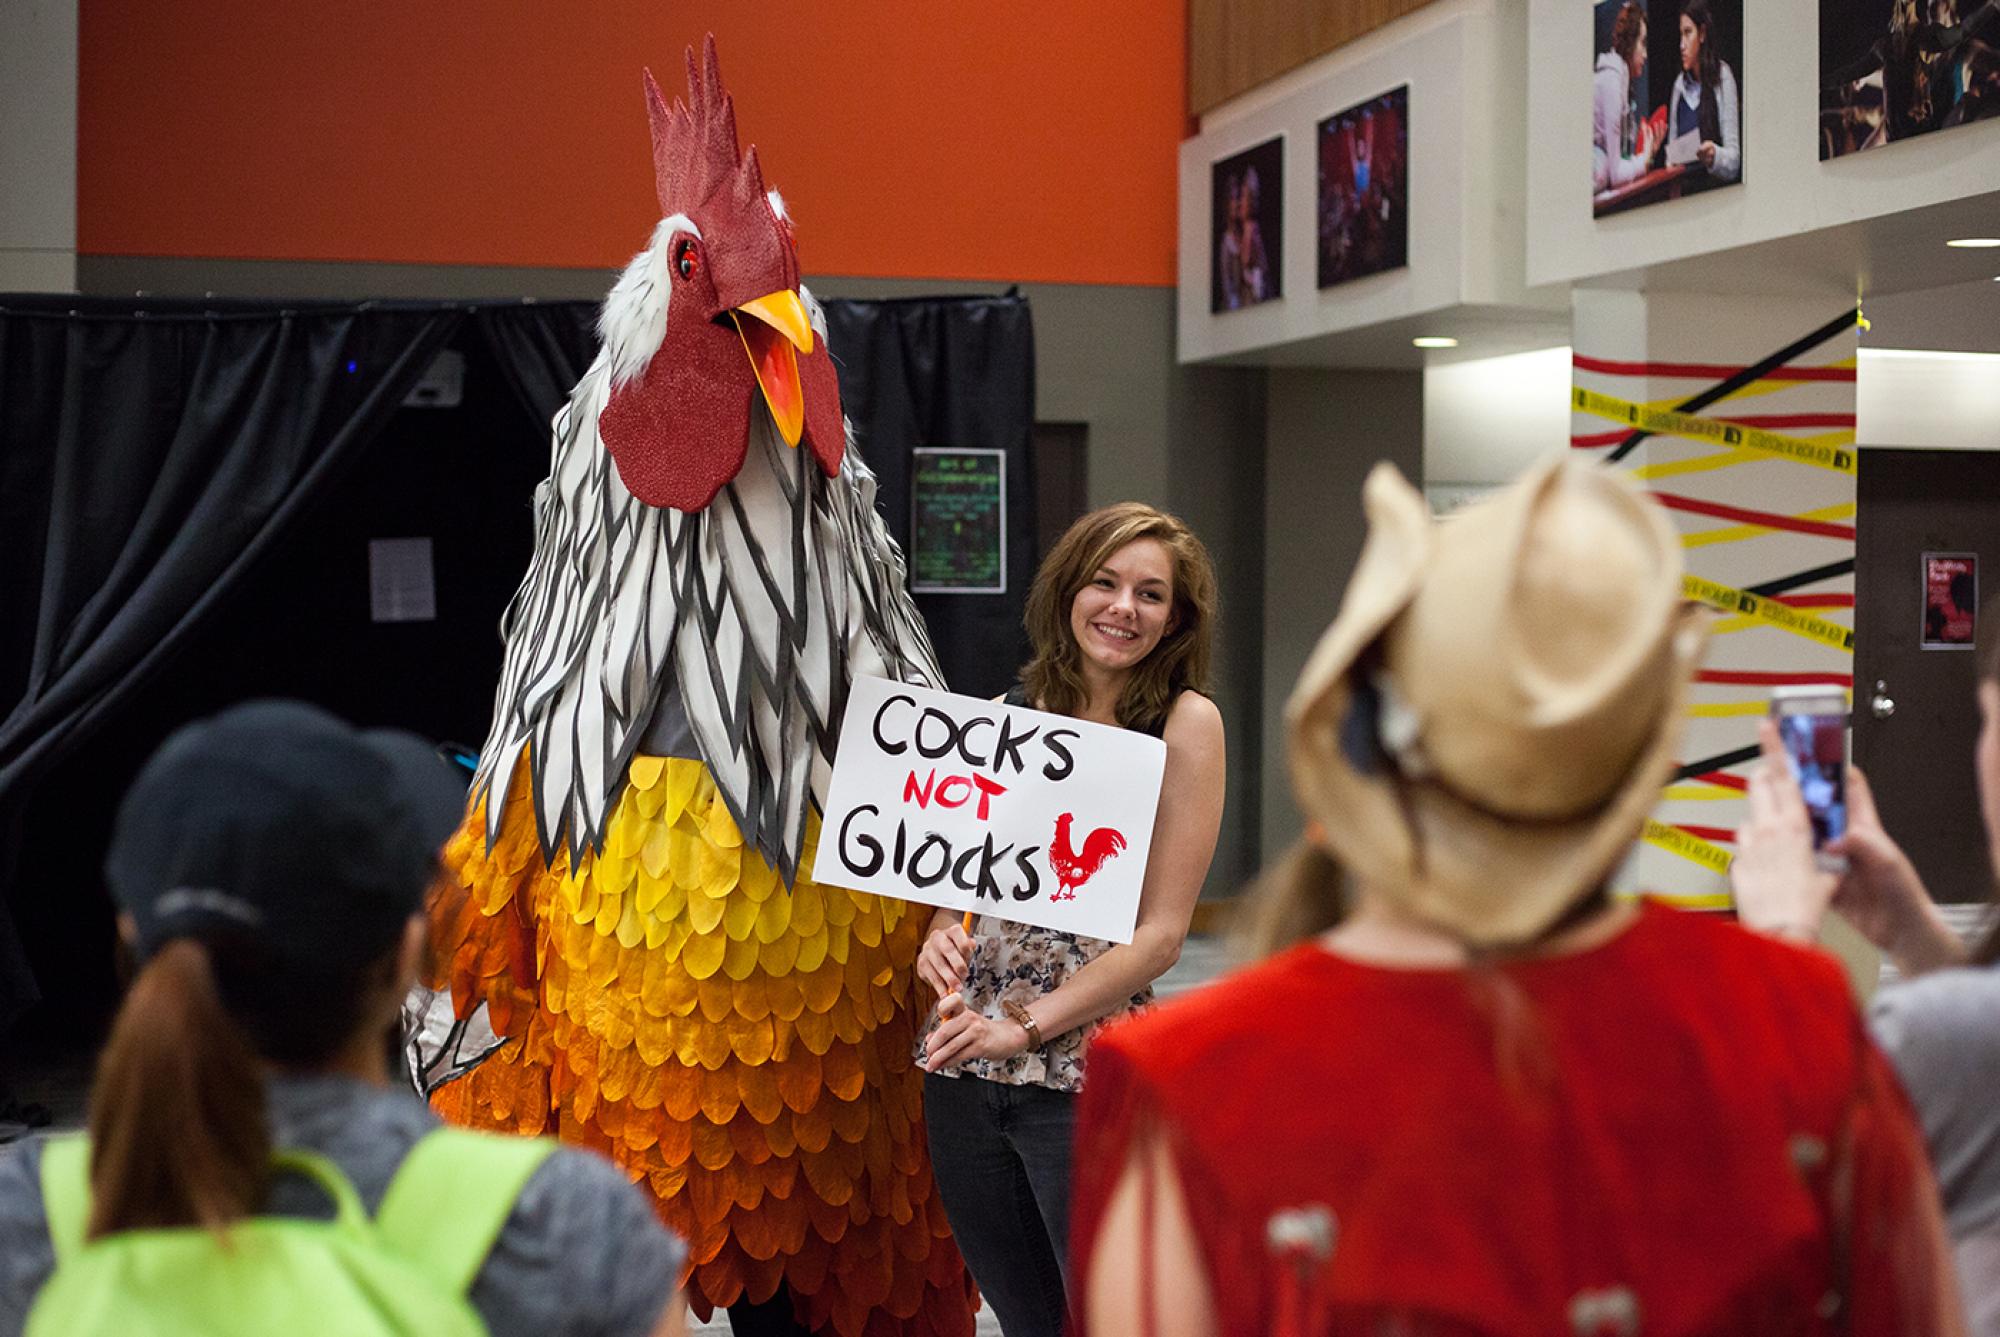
[77,3,1184,287]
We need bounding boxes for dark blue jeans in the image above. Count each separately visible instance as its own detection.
[923,1071,1077,1337]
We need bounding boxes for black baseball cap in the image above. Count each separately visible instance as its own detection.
[106,700,465,974]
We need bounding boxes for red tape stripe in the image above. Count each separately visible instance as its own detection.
[1690,772,1750,792]
[1674,824,1738,844]
[1572,353,1857,382]
[1651,491,1857,540]
[1770,593,1854,609]
[1696,670,1854,687]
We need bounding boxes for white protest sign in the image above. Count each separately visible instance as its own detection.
[817,676,1166,943]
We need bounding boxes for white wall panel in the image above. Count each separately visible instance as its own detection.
[1857,350,2000,450]
[1525,0,2000,288]
[1422,345,1571,483]
[1178,0,1538,364]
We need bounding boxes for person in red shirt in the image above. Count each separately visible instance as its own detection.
[1071,457,1965,1337]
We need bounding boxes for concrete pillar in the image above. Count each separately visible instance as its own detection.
[1,0,78,292]
[1259,368,1423,864]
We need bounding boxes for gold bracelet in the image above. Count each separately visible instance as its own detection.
[1002,999,1043,1050]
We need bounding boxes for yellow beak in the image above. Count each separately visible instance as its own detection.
[731,289,814,448]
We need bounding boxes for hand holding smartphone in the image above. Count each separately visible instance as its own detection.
[1770,685,1849,873]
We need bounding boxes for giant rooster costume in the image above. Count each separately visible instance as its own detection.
[423,40,976,1336]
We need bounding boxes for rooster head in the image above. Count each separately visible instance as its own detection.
[598,36,844,512]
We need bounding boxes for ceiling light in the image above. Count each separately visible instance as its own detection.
[1946,237,2000,248]
[1412,336,1459,348]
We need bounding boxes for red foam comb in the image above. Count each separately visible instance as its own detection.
[646,35,767,217]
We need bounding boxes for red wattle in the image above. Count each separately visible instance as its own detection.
[798,334,846,478]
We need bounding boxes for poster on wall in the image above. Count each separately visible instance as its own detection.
[1923,552,1978,648]
[1591,0,1745,217]
[1820,0,2000,157]
[1317,86,1410,289]
[910,448,1006,595]
[1210,136,1284,313]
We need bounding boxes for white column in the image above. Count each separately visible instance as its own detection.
[1572,287,1859,910]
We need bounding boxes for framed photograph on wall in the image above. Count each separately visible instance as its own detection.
[1923,552,1978,649]
[1820,0,2000,158]
[1592,0,1745,217]
[1210,136,1284,313]
[1317,86,1410,289]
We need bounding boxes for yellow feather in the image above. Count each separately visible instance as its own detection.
[758,933,802,976]
[706,789,744,849]
[752,890,790,945]
[738,855,778,902]
[722,933,761,981]
[636,868,671,918]
[724,891,760,941]
[794,928,829,974]
[615,894,645,949]
[628,755,667,791]
[683,929,727,980]
[660,759,702,826]
[640,823,674,880]
[687,885,727,936]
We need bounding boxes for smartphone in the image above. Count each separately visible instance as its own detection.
[1770,686,1849,872]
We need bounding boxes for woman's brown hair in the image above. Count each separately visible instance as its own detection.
[85,941,270,1238]
[85,933,389,1239]
[1612,0,1646,59]
[1020,502,1216,734]
[1232,839,1349,961]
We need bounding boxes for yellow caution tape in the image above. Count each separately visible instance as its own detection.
[1686,700,1780,719]
[1645,890,1736,910]
[1661,783,1750,801]
[1682,574,1854,651]
[1642,818,1734,875]
[1574,387,1857,475]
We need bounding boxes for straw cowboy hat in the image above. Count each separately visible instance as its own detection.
[1286,456,1710,946]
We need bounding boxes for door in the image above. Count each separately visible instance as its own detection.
[1853,448,2000,904]
[1032,422,1089,564]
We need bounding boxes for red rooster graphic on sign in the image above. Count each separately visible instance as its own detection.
[1049,813,1127,901]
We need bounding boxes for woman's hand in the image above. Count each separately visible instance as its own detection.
[1732,719,1966,974]
[916,912,973,1000]
[921,993,1031,1072]
[1825,764,1967,974]
[1731,719,1836,942]
[1638,119,1663,167]
[1697,139,1719,168]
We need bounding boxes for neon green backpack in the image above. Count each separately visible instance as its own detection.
[27,1128,555,1337]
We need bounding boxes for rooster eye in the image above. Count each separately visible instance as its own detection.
[674,239,699,281]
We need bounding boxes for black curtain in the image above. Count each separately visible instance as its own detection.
[477,302,597,437]
[0,297,460,1025]
[821,293,1037,698]
[0,291,1034,1040]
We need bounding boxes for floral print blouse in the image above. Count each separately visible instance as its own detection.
[923,684,1168,1093]
[933,914,1153,1093]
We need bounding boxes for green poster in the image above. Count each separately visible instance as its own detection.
[910,448,1006,594]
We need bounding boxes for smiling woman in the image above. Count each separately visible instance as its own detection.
[911,503,1226,1337]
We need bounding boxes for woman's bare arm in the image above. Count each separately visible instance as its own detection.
[922,693,1225,1069]
[1084,1121,1219,1337]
